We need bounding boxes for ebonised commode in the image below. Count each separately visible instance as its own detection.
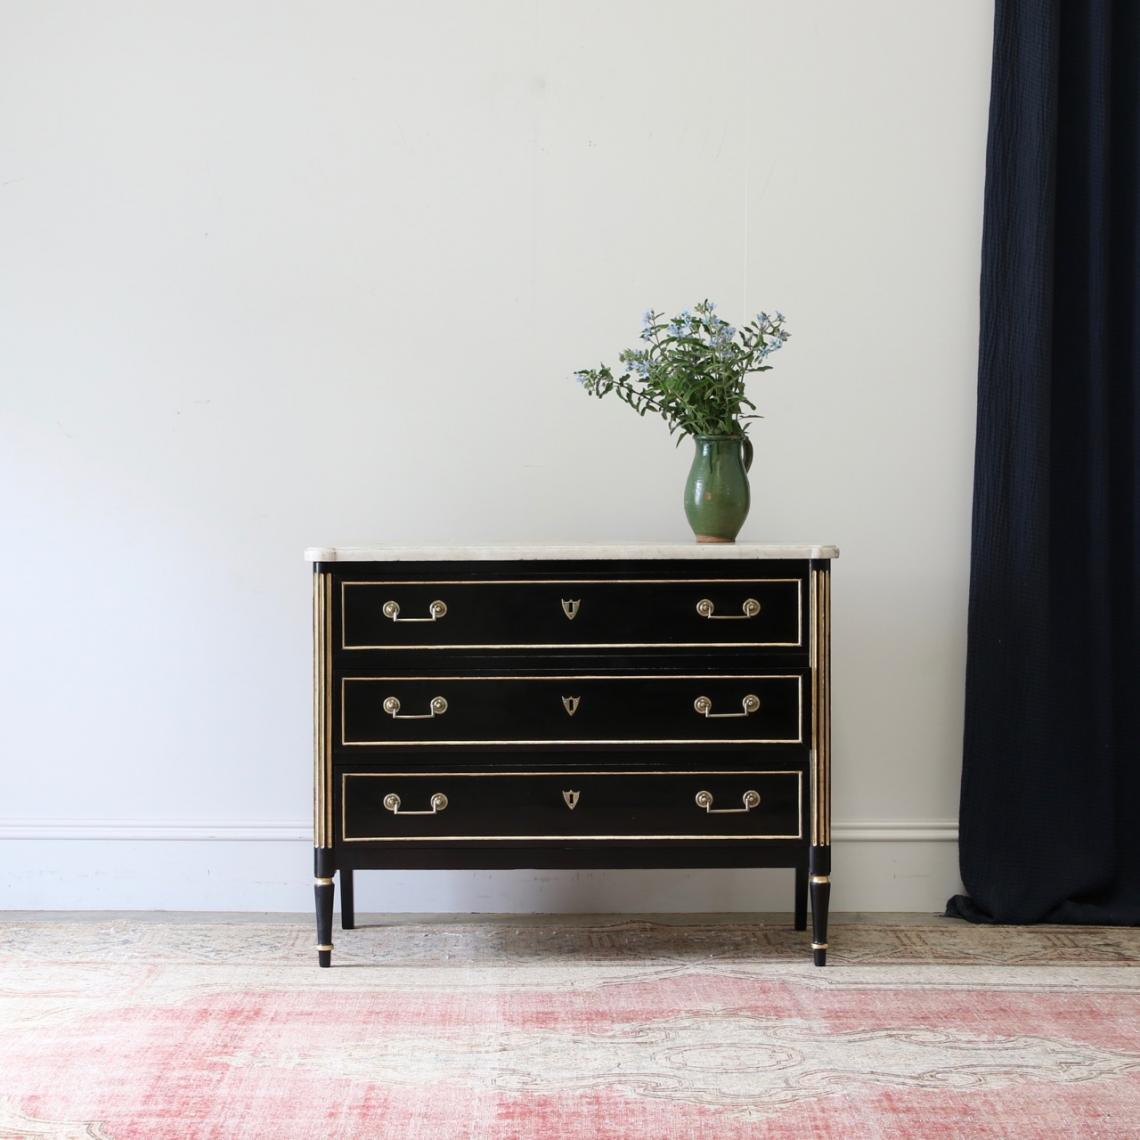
[307,543,837,967]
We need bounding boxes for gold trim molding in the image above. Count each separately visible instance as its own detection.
[340,674,804,748]
[340,769,803,843]
[341,577,803,651]
[313,571,333,848]
[810,567,831,847]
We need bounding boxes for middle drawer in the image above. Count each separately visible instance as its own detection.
[339,674,804,747]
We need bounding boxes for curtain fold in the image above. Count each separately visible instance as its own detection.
[947,0,1140,924]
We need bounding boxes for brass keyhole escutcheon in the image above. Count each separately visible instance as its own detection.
[563,790,580,810]
[562,695,580,716]
[561,599,580,620]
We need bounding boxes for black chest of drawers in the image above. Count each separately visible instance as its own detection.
[309,544,835,967]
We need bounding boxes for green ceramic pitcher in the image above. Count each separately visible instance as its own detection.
[683,434,754,543]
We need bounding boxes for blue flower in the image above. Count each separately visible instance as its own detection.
[756,312,768,325]
[774,311,785,322]
[641,310,654,327]
[667,321,684,336]
[709,321,735,348]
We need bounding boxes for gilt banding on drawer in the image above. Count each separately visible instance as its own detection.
[341,577,802,650]
[341,770,803,842]
[339,674,804,746]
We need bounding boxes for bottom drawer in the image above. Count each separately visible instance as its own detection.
[340,769,802,843]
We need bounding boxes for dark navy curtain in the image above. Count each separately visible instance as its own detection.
[947,0,1140,924]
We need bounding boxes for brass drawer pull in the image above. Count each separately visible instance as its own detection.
[693,693,760,718]
[695,597,761,620]
[383,599,447,623]
[695,789,761,814]
[383,792,448,815]
[383,696,448,719]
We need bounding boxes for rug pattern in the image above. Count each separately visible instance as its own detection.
[1,919,1139,1138]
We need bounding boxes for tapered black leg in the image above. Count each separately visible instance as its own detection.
[341,867,355,930]
[794,865,808,931]
[315,849,334,967]
[809,846,831,967]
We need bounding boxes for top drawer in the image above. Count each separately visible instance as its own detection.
[339,576,803,651]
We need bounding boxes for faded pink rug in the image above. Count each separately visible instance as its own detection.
[1,918,1139,1138]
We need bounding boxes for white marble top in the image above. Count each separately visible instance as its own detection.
[305,542,838,562]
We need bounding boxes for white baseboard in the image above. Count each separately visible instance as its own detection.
[0,818,961,913]
[0,819,308,841]
[0,818,958,843]
[832,819,958,843]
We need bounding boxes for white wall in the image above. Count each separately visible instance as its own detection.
[0,1,992,913]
